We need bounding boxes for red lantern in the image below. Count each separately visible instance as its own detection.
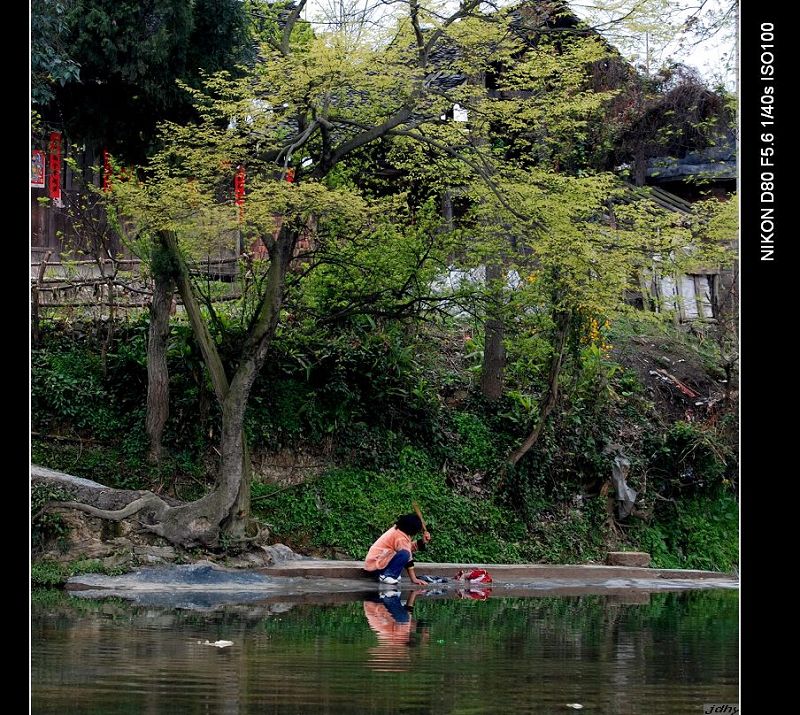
[48,132,62,202]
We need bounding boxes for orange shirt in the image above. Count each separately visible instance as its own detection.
[364,526,417,571]
[363,601,414,671]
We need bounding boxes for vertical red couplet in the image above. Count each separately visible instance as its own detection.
[103,148,112,192]
[48,132,62,202]
[234,164,246,222]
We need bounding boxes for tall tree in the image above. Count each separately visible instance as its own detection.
[33,0,510,545]
[461,168,734,474]
[575,0,737,83]
[35,0,735,546]
[31,0,81,106]
[40,0,251,163]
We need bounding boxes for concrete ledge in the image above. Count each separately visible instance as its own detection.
[257,560,726,581]
[63,561,737,607]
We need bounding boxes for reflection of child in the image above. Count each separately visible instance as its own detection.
[364,514,431,585]
[363,591,427,671]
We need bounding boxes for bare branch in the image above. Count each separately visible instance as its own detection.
[281,0,309,55]
[317,105,414,173]
[277,119,319,170]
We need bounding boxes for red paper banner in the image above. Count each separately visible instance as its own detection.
[234,164,246,221]
[103,148,112,192]
[48,132,62,202]
[31,150,45,188]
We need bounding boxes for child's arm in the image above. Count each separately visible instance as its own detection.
[405,563,427,586]
[411,531,431,553]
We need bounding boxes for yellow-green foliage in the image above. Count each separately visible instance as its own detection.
[73,0,736,560]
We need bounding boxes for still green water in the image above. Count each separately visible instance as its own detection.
[31,589,737,714]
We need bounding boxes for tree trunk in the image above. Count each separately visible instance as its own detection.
[37,227,298,549]
[633,150,647,187]
[441,189,454,232]
[99,277,116,377]
[220,225,296,537]
[507,309,571,467]
[162,226,296,540]
[480,263,506,401]
[146,267,174,465]
[481,317,506,401]
[47,221,246,549]
[31,251,52,348]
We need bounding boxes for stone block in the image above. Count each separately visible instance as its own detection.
[606,551,651,567]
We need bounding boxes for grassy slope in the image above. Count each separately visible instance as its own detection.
[31,314,738,571]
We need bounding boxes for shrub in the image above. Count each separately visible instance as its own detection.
[31,483,71,552]
[627,492,738,572]
[451,412,499,472]
[31,561,67,588]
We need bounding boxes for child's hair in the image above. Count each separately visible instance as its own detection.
[395,513,423,536]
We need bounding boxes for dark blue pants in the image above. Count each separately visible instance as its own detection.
[379,594,410,623]
[379,549,412,579]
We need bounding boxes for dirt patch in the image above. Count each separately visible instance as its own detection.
[611,331,733,425]
[251,446,331,487]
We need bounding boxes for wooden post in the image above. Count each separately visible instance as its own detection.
[31,250,53,347]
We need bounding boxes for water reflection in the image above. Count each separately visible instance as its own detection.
[32,588,738,714]
[363,591,430,671]
[453,587,492,601]
[362,588,494,671]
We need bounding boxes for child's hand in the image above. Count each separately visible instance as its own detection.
[422,531,431,543]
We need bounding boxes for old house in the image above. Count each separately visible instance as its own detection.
[637,131,737,323]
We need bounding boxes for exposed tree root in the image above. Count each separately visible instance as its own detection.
[33,494,169,524]
[31,465,238,549]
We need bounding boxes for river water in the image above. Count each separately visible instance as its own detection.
[31,588,738,714]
